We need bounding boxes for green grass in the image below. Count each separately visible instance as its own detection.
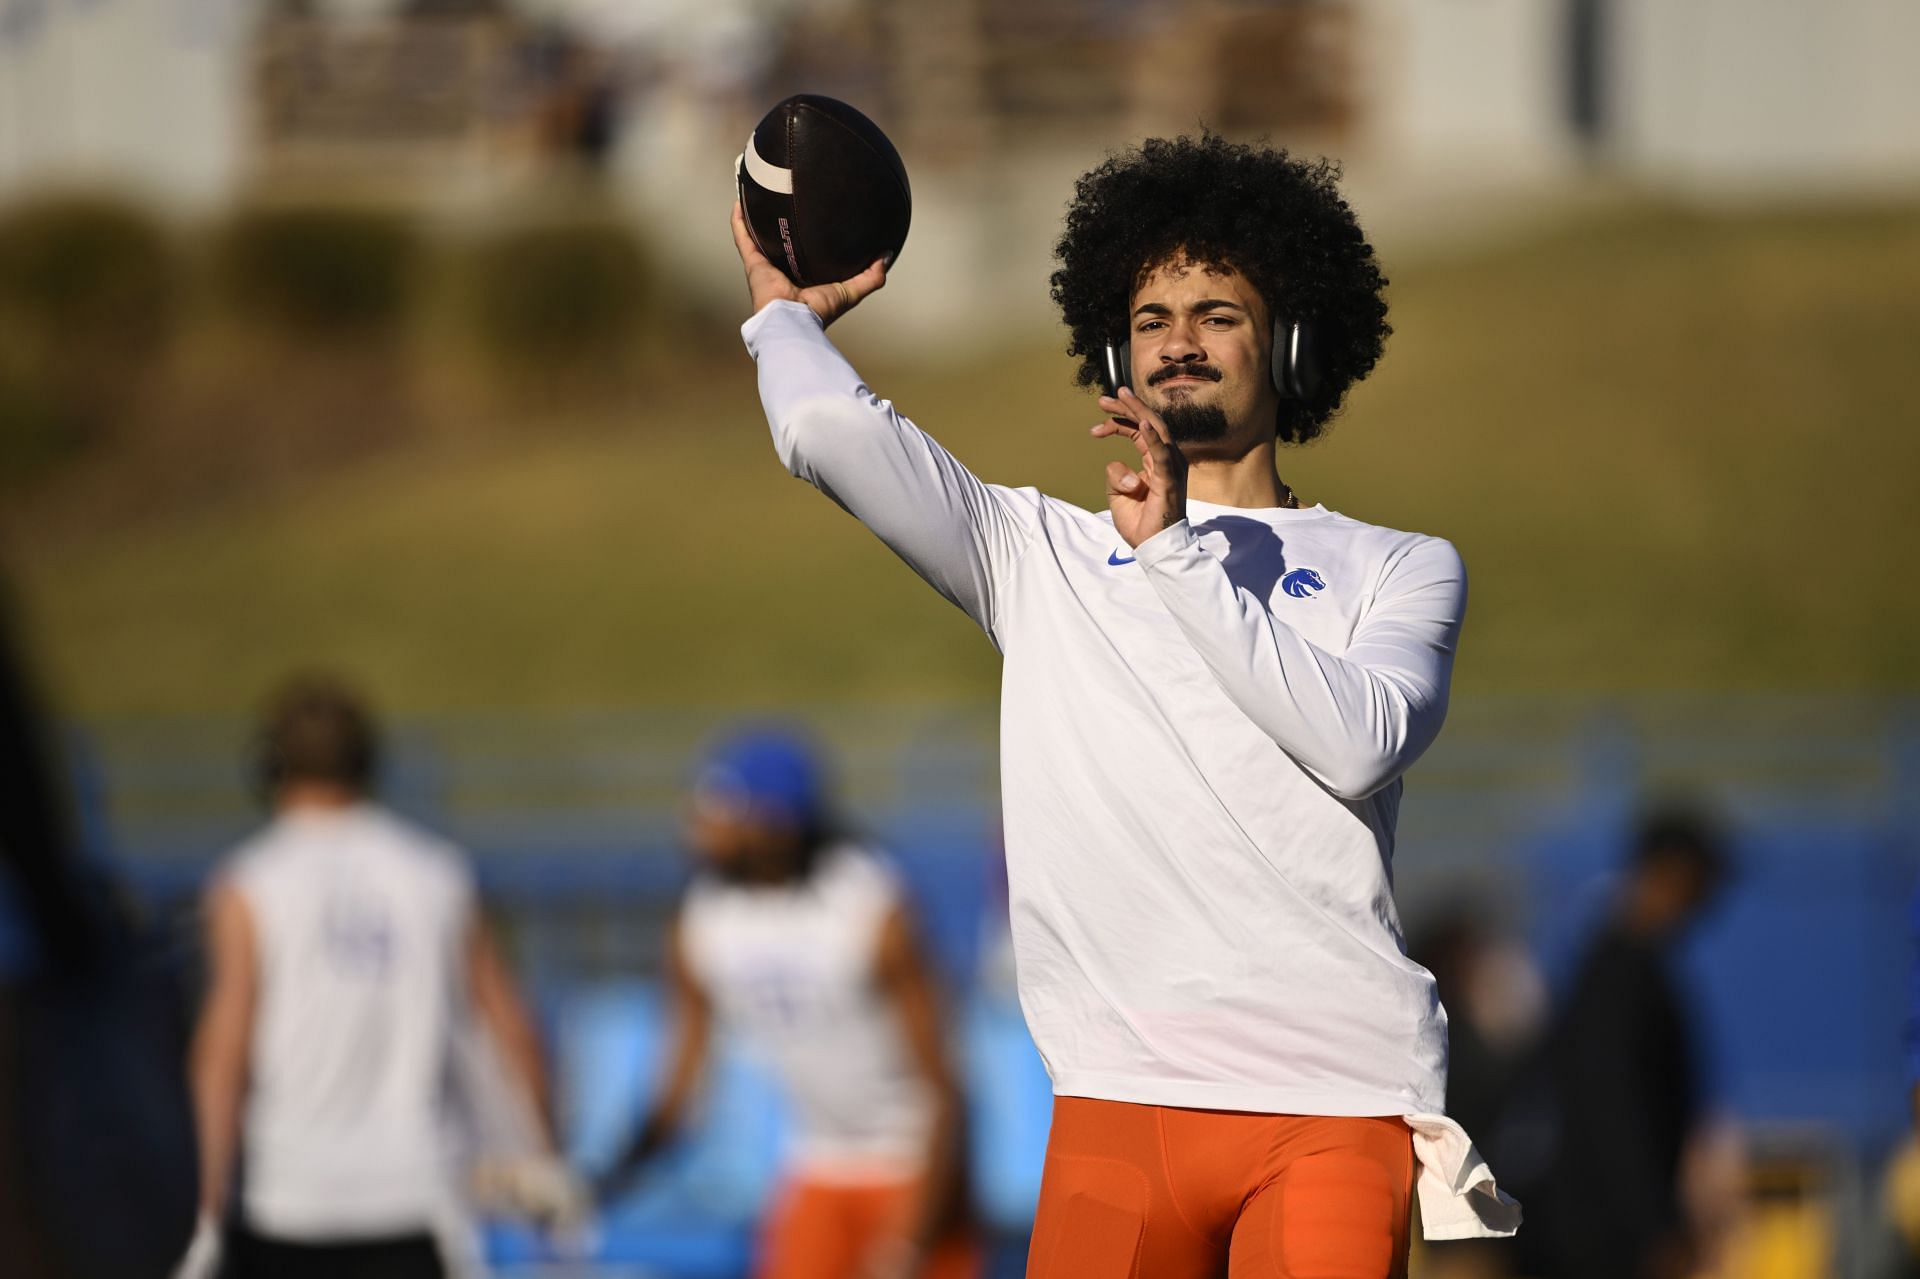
[10,201,1920,715]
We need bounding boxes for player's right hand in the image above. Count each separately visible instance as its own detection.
[1095,385,1189,549]
[731,200,886,328]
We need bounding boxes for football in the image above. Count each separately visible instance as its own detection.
[736,94,911,288]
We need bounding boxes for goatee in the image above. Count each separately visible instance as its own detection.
[1160,399,1230,444]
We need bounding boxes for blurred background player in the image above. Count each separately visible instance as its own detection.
[599,726,976,1279]
[1410,907,1548,1279]
[183,673,561,1279]
[0,587,197,1278]
[1527,804,1732,1279]
[1882,877,1920,1277]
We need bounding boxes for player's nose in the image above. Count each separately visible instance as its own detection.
[1160,327,1206,363]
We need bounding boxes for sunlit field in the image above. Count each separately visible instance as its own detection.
[10,200,1919,715]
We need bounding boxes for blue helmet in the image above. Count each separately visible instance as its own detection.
[693,726,826,830]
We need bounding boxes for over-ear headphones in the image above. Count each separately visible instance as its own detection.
[1102,320,1320,404]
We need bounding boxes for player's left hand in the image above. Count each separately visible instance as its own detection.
[1093,386,1187,548]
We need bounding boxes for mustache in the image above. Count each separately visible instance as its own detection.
[1147,364,1222,387]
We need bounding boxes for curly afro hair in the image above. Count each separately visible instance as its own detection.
[1051,133,1389,445]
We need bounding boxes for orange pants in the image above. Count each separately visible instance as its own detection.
[1026,1097,1414,1279]
[757,1174,981,1279]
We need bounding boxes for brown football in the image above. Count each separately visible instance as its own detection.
[737,95,911,288]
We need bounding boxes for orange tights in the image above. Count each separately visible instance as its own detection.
[757,1175,980,1279]
[1025,1097,1413,1279]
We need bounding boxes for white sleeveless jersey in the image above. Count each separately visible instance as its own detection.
[222,804,475,1239]
[679,846,933,1178]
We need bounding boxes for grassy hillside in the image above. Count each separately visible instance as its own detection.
[10,201,1920,715]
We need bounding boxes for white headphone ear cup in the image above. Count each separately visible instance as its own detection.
[1290,322,1321,404]
[1271,322,1290,397]
[1104,340,1132,395]
[1272,321,1315,400]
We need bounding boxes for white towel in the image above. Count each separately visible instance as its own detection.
[1404,1113,1523,1239]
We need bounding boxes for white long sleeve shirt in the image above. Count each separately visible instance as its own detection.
[745,301,1517,1236]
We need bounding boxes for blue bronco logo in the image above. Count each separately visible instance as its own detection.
[1281,568,1326,599]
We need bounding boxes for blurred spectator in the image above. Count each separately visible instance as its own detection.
[1565,0,1610,148]
[1415,905,1548,1147]
[599,726,977,1279]
[0,590,197,1277]
[1531,804,1732,1279]
[1881,880,1920,1276]
[1413,906,1548,1279]
[1909,881,1920,1136]
[525,30,625,171]
[180,673,566,1279]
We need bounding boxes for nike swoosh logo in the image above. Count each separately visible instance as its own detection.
[1107,550,1136,566]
